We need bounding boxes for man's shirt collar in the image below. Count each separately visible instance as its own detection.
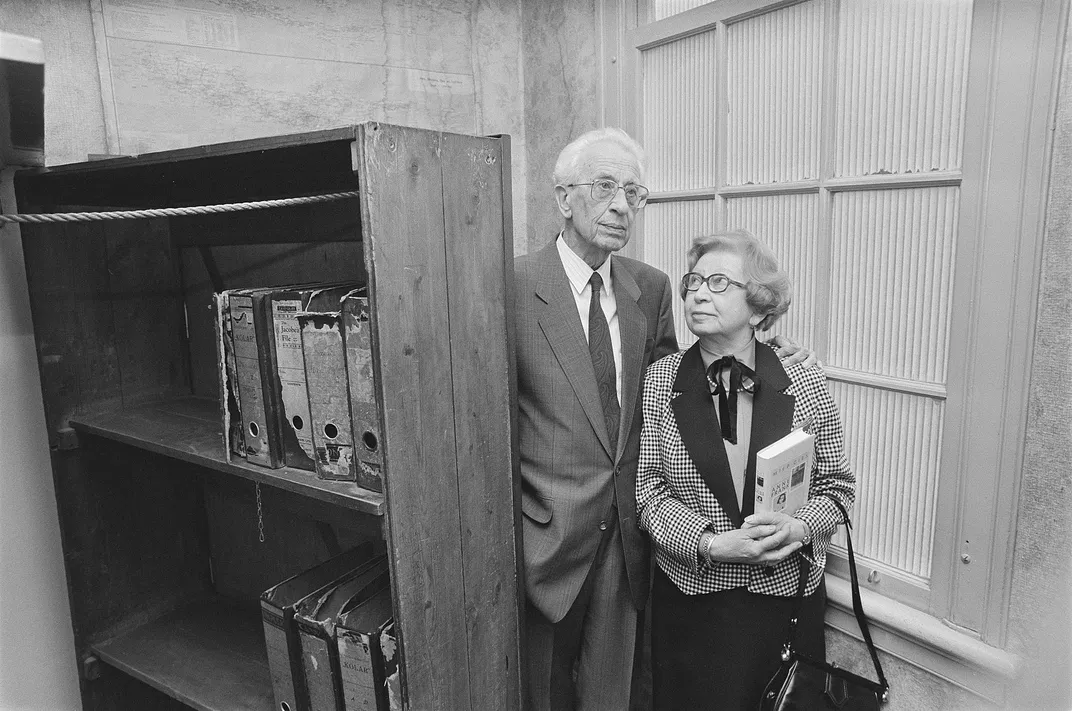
[556,232,612,296]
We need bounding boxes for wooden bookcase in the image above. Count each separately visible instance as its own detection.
[13,124,523,711]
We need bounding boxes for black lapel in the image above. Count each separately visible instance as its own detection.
[670,343,743,526]
[740,342,795,518]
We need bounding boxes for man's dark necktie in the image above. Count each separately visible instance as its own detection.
[708,355,758,445]
[588,273,620,454]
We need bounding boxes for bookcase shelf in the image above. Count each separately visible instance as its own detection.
[69,398,385,515]
[14,124,523,710]
[90,596,273,711]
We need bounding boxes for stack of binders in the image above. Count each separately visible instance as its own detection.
[213,283,384,492]
[260,543,376,711]
[260,545,397,711]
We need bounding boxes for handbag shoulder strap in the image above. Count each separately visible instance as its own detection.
[785,499,889,697]
[827,498,889,695]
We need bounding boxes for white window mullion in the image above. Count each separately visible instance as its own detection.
[816,0,839,386]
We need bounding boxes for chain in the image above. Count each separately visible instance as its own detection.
[255,483,265,543]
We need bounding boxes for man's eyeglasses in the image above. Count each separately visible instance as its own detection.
[681,272,747,294]
[565,179,650,208]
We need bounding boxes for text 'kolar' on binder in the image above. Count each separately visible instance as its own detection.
[336,584,396,710]
[260,542,376,711]
[295,556,390,711]
[754,427,815,516]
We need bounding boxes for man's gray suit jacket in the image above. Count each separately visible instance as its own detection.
[514,239,679,623]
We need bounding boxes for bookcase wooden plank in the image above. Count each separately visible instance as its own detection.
[68,398,385,514]
[38,128,358,174]
[105,217,190,406]
[360,123,472,709]
[55,444,212,647]
[91,597,273,711]
[169,198,362,247]
[85,669,194,711]
[16,132,359,210]
[440,132,523,709]
[20,219,123,444]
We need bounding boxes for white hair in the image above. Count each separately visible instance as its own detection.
[552,127,646,186]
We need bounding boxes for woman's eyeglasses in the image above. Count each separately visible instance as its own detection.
[681,272,747,293]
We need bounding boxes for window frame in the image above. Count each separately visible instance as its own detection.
[603,0,1066,699]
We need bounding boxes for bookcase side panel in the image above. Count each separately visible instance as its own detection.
[359,123,472,709]
[439,132,523,710]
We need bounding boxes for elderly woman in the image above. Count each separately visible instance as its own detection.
[636,230,855,710]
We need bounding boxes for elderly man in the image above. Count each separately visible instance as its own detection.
[513,127,810,710]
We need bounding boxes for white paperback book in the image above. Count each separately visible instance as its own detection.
[754,427,815,515]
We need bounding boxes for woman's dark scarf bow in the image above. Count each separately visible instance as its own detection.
[707,355,759,444]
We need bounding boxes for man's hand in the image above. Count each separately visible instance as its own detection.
[768,334,818,368]
[706,523,802,566]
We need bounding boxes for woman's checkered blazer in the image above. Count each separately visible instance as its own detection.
[636,341,855,597]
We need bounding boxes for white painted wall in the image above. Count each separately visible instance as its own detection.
[1,1,106,707]
[0,171,82,711]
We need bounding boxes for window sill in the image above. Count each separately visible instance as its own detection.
[824,575,1020,703]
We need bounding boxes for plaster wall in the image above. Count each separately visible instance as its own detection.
[1004,5,1072,708]
[520,0,601,253]
[80,0,529,256]
[0,4,106,710]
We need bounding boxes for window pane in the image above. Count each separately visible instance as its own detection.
[642,199,720,346]
[726,1,825,185]
[724,193,821,350]
[648,0,711,23]
[642,30,718,191]
[834,0,972,177]
[828,187,958,383]
[830,381,942,581]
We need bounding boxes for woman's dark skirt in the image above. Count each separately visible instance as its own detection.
[651,565,827,711]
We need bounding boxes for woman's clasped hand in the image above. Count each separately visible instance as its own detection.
[705,518,800,567]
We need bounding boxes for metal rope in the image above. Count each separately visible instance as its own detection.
[0,190,360,224]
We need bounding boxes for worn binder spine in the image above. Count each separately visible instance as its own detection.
[336,583,393,711]
[261,602,300,711]
[294,559,390,711]
[230,291,280,467]
[270,284,361,471]
[381,622,401,711]
[260,543,377,711]
[299,311,355,481]
[299,624,342,711]
[341,290,383,492]
[270,291,317,471]
[213,291,245,461]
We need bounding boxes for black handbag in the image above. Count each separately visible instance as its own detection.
[759,499,890,710]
